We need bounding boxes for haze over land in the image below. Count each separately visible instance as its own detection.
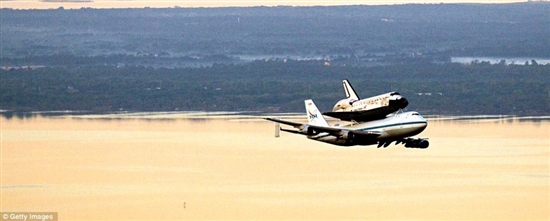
[0,0,533,9]
[0,2,549,114]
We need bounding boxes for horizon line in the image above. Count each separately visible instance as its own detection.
[0,1,536,10]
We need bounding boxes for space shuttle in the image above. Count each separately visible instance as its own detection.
[266,99,429,148]
[322,79,409,122]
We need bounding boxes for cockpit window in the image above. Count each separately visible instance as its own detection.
[412,113,419,116]
[390,92,401,96]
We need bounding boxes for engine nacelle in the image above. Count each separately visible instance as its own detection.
[418,139,429,149]
[405,139,429,149]
[339,131,355,140]
[332,98,358,112]
[301,125,318,136]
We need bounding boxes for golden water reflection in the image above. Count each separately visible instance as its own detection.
[1,115,549,220]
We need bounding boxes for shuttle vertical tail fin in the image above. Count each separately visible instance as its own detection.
[343,79,360,100]
[305,99,330,127]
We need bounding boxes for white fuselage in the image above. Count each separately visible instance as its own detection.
[309,111,427,146]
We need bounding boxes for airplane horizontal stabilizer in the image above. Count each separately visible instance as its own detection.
[280,128,303,135]
[264,118,302,128]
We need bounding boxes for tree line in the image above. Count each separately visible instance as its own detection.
[1,60,548,115]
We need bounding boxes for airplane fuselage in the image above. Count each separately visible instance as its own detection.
[309,111,427,146]
[265,99,429,149]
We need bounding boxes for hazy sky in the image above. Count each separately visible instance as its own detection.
[0,0,529,9]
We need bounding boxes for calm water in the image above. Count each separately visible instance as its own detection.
[1,113,549,220]
[451,56,550,65]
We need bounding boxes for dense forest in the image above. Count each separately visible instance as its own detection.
[1,3,549,115]
[1,61,548,115]
[2,3,549,66]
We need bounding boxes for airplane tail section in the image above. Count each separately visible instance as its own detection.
[342,79,360,100]
[304,99,330,127]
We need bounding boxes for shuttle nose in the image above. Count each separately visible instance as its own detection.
[390,97,409,109]
[399,97,409,108]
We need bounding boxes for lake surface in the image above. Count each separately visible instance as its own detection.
[1,113,549,220]
[451,56,550,65]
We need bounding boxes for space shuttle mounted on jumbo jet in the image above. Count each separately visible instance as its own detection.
[265,99,429,148]
[322,79,409,122]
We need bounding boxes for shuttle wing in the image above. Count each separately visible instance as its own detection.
[323,106,399,122]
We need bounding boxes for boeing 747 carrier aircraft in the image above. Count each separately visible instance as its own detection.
[266,100,429,148]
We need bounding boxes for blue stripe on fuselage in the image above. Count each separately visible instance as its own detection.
[355,121,427,132]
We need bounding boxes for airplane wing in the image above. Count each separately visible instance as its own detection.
[265,117,381,138]
[265,117,341,133]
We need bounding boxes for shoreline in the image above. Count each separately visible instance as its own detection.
[1,110,549,122]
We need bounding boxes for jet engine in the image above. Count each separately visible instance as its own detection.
[300,125,319,136]
[404,138,429,149]
[339,131,355,140]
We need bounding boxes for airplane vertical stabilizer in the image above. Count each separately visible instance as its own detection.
[304,99,330,127]
[343,79,360,100]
